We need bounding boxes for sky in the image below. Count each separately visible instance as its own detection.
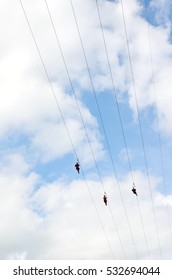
[0,0,172,260]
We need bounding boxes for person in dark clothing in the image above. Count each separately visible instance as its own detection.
[132,187,138,196]
[75,162,80,174]
[103,193,107,206]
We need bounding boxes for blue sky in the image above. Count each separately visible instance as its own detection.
[0,0,172,259]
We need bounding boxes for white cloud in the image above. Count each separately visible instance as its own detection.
[0,0,172,260]
[112,0,172,136]
[2,0,172,137]
[0,1,104,164]
[118,148,133,164]
[7,252,27,260]
[0,159,171,259]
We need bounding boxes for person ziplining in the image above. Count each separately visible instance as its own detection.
[103,192,107,206]
[75,161,80,174]
[132,183,138,196]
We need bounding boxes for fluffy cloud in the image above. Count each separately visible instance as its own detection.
[0,154,171,259]
[1,0,172,260]
[2,0,172,139]
[0,0,106,164]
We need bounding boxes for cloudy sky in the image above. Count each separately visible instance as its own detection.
[0,0,172,260]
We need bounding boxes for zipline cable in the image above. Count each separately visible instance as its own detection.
[19,0,116,259]
[95,0,151,259]
[69,0,139,258]
[145,0,172,248]
[120,0,163,259]
[44,0,127,259]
